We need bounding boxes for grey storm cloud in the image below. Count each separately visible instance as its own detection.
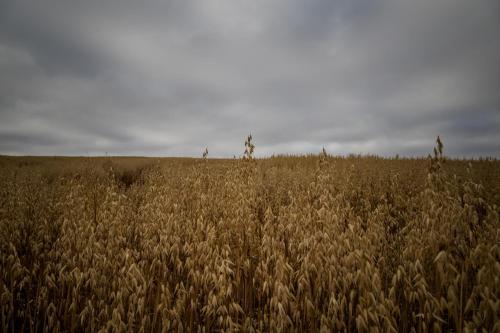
[0,0,499,157]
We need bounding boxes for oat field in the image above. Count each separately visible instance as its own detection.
[1,138,499,332]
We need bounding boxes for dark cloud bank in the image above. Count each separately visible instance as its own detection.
[1,0,499,157]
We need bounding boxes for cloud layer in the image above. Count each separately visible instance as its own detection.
[1,0,499,157]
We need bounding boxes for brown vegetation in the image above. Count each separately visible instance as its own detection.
[0,137,499,332]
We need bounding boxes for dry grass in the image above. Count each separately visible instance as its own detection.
[0,137,499,332]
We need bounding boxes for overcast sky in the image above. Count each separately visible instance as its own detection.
[1,0,499,157]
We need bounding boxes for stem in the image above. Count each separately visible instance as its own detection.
[458,267,464,333]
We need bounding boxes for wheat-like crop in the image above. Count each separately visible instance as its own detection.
[0,137,499,332]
